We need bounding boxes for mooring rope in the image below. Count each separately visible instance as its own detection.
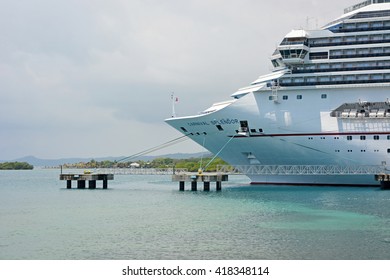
[117,134,190,163]
[201,134,236,172]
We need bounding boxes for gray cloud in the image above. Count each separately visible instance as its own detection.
[0,0,357,159]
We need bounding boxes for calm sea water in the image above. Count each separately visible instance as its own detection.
[0,169,389,260]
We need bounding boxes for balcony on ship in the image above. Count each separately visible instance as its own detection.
[330,101,390,118]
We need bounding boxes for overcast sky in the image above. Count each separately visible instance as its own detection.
[0,0,358,160]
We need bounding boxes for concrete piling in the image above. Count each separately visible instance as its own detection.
[172,173,228,192]
[60,174,114,189]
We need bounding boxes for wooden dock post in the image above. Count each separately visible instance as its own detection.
[77,180,86,189]
[89,180,96,189]
[216,181,222,191]
[191,181,198,191]
[179,181,185,191]
[203,181,210,191]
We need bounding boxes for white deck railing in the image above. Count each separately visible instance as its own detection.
[217,165,387,175]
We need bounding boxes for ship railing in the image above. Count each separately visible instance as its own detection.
[216,165,387,175]
[344,0,373,14]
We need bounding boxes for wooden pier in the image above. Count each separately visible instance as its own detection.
[375,174,390,189]
[172,173,228,191]
[59,174,114,189]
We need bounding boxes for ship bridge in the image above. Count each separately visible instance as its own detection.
[277,30,309,65]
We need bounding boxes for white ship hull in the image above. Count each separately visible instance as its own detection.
[165,1,390,186]
[167,85,390,186]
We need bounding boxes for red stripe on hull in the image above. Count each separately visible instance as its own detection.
[250,182,379,187]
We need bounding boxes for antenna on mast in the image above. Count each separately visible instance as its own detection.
[171,92,177,117]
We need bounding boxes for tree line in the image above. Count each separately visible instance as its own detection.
[62,157,228,172]
[0,162,34,170]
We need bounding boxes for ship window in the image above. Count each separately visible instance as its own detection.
[293,77,304,83]
[300,50,308,59]
[282,95,288,100]
[216,125,224,131]
[331,76,343,82]
[331,50,342,56]
[250,129,256,133]
[180,127,188,132]
[269,96,273,101]
[374,135,380,140]
[321,94,327,99]
[372,74,383,80]
[309,52,328,60]
[280,49,307,59]
[239,121,249,132]
[297,95,302,99]
[281,37,309,46]
[387,135,390,140]
[259,128,263,133]
[347,136,353,140]
[357,22,369,29]
[388,149,390,153]
[332,37,342,43]
[358,74,369,80]
[360,136,366,140]
[319,76,330,82]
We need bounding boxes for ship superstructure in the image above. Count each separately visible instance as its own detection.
[166,0,390,186]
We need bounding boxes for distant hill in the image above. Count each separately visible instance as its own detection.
[0,152,212,167]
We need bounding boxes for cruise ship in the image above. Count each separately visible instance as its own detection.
[165,0,390,186]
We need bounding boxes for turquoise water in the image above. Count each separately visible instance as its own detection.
[0,169,389,260]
